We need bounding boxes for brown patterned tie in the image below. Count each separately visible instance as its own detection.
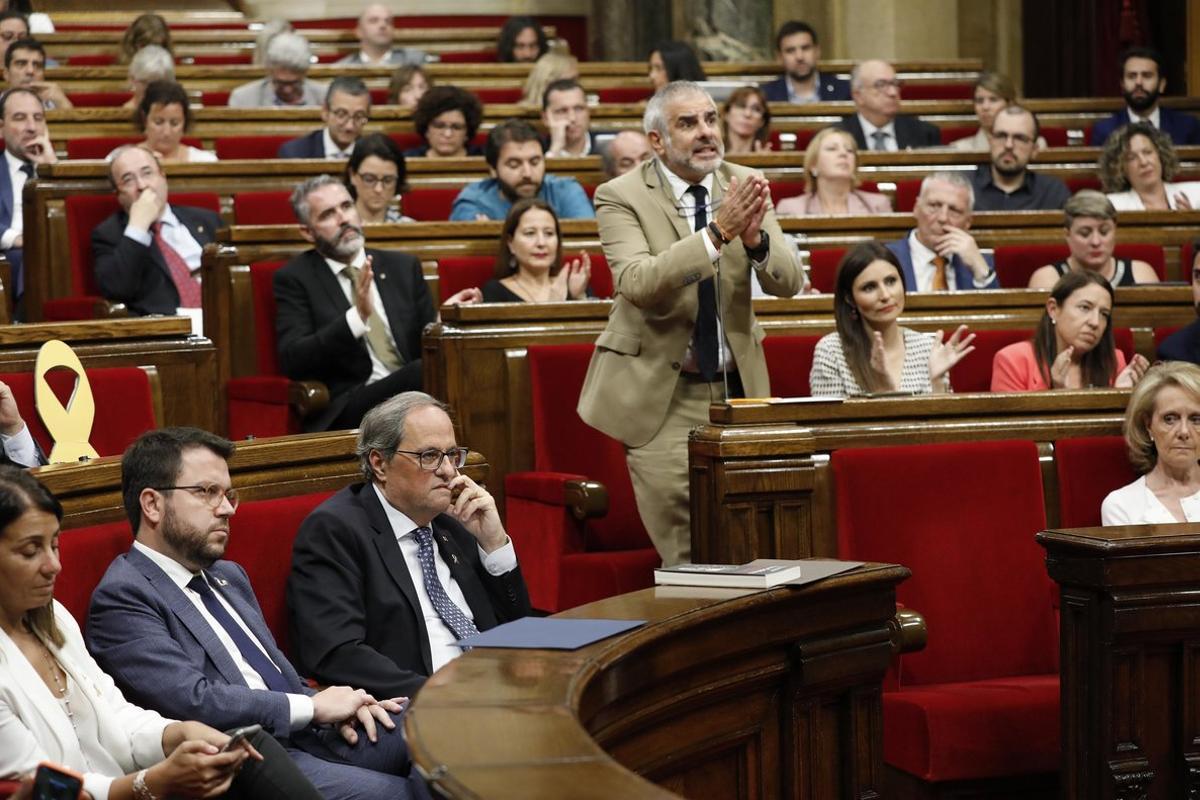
[343,263,403,372]
[930,255,949,291]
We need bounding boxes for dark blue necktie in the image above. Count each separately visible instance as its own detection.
[188,572,294,693]
[687,184,719,380]
[414,526,479,649]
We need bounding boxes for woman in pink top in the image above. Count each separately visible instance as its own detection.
[775,127,892,216]
[991,271,1148,391]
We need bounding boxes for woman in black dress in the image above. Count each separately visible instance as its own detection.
[482,198,592,303]
[1027,190,1159,289]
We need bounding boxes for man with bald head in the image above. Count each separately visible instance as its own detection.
[338,4,427,66]
[839,59,939,151]
[601,130,652,179]
[578,80,801,568]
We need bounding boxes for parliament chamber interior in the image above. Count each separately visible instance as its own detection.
[0,0,1198,798]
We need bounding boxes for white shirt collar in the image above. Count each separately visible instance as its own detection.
[908,228,936,263]
[324,246,366,278]
[133,539,200,592]
[787,72,822,103]
[658,159,716,205]
[157,205,180,228]
[857,113,896,145]
[322,128,352,159]
[357,48,393,64]
[1127,105,1161,129]
[4,150,30,174]
[371,482,424,540]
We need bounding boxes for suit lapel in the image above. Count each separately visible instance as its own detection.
[0,161,13,231]
[308,250,353,314]
[125,548,250,688]
[357,486,434,673]
[645,160,693,241]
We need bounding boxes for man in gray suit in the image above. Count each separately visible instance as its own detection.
[337,4,427,66]
[229,32,326,108]
[85,427,427,800]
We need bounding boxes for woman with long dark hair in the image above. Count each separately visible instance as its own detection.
[482,198,590,303]
[648,41,706,90]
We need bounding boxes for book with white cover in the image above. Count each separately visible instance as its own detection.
[654,559,864,589]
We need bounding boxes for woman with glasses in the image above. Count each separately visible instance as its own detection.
[721,86,771,155]
[345,133,414,224]
[406,86,483,159]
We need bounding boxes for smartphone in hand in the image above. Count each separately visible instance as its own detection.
[220,723,262,753]
[33,762,83,800]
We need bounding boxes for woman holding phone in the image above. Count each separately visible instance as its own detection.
[0,467,319,799]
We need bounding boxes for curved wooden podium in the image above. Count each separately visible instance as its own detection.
[404,563,912,799]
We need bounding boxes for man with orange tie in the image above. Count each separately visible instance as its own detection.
[886,172,998,292]
[93,144,221,316]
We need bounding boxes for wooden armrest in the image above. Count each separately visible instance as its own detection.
[889,607,926,655]
[288,380,330,416]
[563,479,608,520]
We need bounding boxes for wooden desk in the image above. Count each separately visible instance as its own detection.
[1038,525,1200,800]
[689,392,1130,563]
[406,562,912,799]
[0,316,217,432]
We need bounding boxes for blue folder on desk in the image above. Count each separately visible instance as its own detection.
[456,617,645,650]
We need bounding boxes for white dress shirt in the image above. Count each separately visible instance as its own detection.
[132,541,314,731]
[1,150,31,249]
[907,230,993,291]
[327,248,398,383]
[122,205,204,273]
[372,483,517,673]
[321,128,353,159]
[0,424,38,466]
[858,114,899,151]
[1101,475,1200,526]
[1126,105,1161,130]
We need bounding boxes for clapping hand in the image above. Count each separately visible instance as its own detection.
[551,251,591,299]
[1049,346,1075,388]
[868,330,897,392]
[1115,353,1150,388]
[927,325,976,389]
[353,255,375,322]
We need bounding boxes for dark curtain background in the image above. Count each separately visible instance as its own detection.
[1023,0,1186,98]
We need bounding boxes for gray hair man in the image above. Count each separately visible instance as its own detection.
[229,32,327,108]
[840,59,940,151]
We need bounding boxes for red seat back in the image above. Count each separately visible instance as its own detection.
[248,261,287,375]
[1055,436,1136,529]
[527,344,649,551]
[951,329,1032,392]
[66,193,221,297]
[474,87,521,104]
[994,244,1166,287]
[893,178,923,213]
[58,521,133,624]
[65,91,134,108]
[67,53,117,66]
[201,91,232,107]
[939,125,978,145]
[438,50,498,63]
[806,247,847,294]
[187,53,252,65]
[439,254,614,302]
[763,335,822,398]
[1065,176,1103,194]
[234,192,295,225]
[903,82,973,100]
[834,440,1057,685]
[596,86,652,104]
[387,132,425,151]
[769,180,808,208]
[224,491,334,655]
[67,137,204,160]
[1,366,157,457]
[214,136,293,160]
[404,188,460,221]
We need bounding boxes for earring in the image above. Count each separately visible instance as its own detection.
[1051,317,1057,326]
[849,306,859,319]
[811,169,819,177]
[509,256,517,273]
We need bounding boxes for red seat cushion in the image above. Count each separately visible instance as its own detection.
[994,244,1166,287]
[438,257,495,303]
[884,674,1060,782]
[201,91,232,107]
[215,136,293,160]
[404,188,459,221]
[234,192,295,225]
[1055,436,1136,528]
[68,53,117,66]
[187,53,252,65]
[387,132,425,152]
[763,335,821,398]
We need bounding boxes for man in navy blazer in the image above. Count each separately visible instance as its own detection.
[1091,47,1200,146]
[1157,242,1200,363]
[85,427,428,800]
[760,20,849,103]
[839,59,940,151]
[288,393,531,698]
[278,76,371,159]
[0,88,57,301]
[886,172,998,292]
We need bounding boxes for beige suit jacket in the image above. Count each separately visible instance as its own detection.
[577,159,801,447]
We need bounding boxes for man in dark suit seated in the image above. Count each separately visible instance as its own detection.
[273,175,434,431]
[839,59,941,151]
[93,144,222,318]
[886,172,998,292]
[0,87,57,303]
[277,77,371,160]
[288,392,531,697]
[1157,242,1200,363]
[759,20,849,103]
[84,427,428,800]
[1091,47,1200,147]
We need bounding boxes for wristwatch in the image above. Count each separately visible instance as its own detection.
[744,230,770,261]
[133,769,159,800]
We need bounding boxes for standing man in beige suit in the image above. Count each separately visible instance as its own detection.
[577,80,801,567]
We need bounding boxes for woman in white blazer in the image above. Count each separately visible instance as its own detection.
[0,467,318,800]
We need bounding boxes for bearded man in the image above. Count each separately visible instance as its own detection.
[273,175,435,431]
[577,81,802,568]
[1090,47,1200,146]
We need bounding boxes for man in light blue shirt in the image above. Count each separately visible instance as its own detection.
[450,119,594,221]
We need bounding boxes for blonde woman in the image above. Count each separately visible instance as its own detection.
[776,127,891,216]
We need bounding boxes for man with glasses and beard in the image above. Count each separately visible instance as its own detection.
[577,81,801,569]
[970,105,1069,211]
[85,427,429,800]
[273,174,434,431]
[449,118,595,220]
[1091,47,1200,146]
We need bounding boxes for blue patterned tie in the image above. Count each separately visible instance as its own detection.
[187,573,294,693]
[413,526,479,649]
[687,183,719,381]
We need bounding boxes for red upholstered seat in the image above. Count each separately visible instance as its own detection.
[833,440,1059,784]
[67,53,117,66]
[1055,436,1136,528]
[994,243,1166,287]
[763,335,821,398]
[214,135,293,160]
[597,86,652,104]
[201,91,232,106]
[893,178,922,213]
[474,87,521,104]
[404,188,461,221]
[1040,126,1081,147]
[387,132,424,151]
[1065,176,1103,194]
[1155,325,1182,352]
[951,329,1031,392]
[224,491,334,656]
[67,136,204,160]
[439,50,498,63]
[58,521,136,625]
[504,343,658,612]
[233,191,295,225]
[806,247,846,294]
[769,180,807,208]
[46,193,221,321]
[904,82,973,100]
[65,91,134,107]
[938,125,978,146]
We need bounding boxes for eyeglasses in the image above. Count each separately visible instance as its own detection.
[331,109,370,125]
[357,172,398,188]
[866,79,902,92]
[394,447,469,471]
[991,132,1034,146]
[154,484,240,510]
[429,120,467,133]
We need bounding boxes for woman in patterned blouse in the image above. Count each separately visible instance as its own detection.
[810,241,976,397]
